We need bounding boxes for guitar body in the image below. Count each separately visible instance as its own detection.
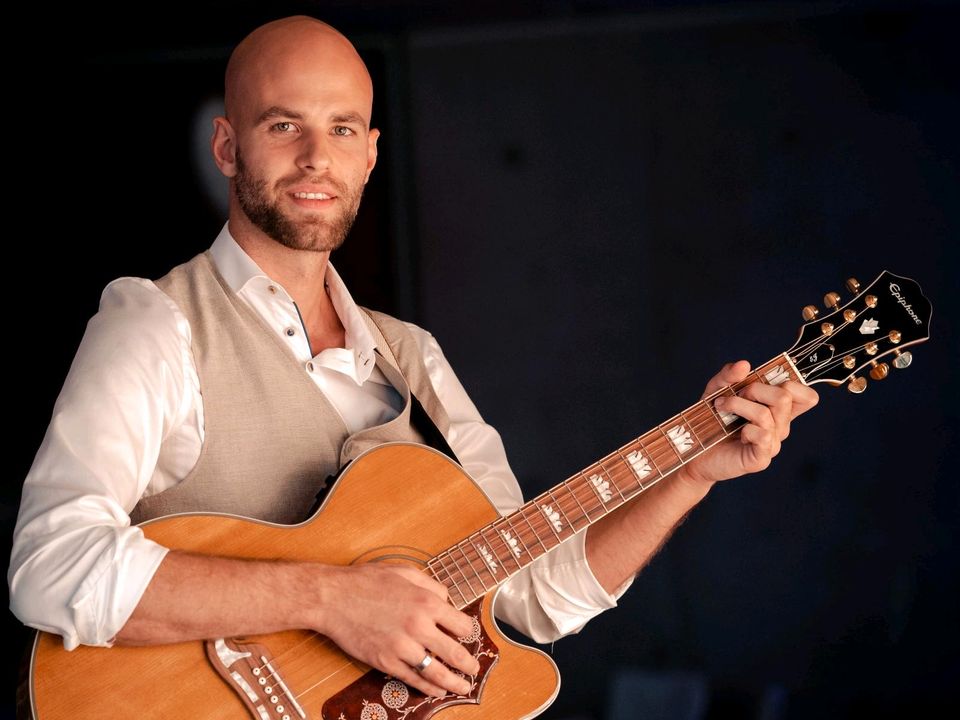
[27,444,560,720]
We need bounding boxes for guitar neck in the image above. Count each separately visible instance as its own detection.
[427,354,802,609]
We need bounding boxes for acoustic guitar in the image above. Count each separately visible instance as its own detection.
[25,271,931,719]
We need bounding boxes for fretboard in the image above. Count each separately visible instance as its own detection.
[426,354,801,609]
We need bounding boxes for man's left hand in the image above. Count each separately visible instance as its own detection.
[678,360,819,488]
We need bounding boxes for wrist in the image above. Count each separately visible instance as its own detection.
[673,466,717,499]
[292,562,339,633]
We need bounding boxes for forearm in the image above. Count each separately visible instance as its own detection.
[585,470,713,593]
[116,550,479,697]
[116,550,329,645]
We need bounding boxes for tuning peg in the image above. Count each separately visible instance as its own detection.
[845,277,860,294]
[824,292,841,310]
[802,305,819,321]
[869,361,890,381]
[847,376,867,394]
[892,350,913,369]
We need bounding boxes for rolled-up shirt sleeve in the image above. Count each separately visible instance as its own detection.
[407,324,633,644]
[8,278,192,649]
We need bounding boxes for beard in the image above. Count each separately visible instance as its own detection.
[233,147,363,253]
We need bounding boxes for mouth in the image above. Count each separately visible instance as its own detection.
[292,191,333,200]
[288,190,338,209]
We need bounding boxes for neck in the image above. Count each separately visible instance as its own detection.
[228,213,345,353]
[427,353,802,609]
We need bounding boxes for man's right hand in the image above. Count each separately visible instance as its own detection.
[312,563,481,697]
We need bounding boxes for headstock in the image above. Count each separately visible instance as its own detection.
[788,272,931,392]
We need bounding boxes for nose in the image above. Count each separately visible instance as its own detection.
[296,129,332,173]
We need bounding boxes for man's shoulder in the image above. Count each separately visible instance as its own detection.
[94,275,190,347]
[359,307,437,352]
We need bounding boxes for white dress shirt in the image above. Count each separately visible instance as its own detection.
[9,224,630,650]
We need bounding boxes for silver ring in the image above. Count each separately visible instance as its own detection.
[414,654,433,672]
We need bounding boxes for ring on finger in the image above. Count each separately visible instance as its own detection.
[413,653,433,673]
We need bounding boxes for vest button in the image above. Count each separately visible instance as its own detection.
[285,327,296,337]
[268,285,278,294]
[306,361,314,372]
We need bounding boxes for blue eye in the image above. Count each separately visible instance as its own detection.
[272,122,297,133]
[333,126,355,137]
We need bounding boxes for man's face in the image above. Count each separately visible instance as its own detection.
[226,41,378,253]
[233,140,363,253]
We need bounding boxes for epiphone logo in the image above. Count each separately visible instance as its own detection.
[889,283,923,325]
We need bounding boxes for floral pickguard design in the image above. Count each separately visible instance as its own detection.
[323,599,498,720]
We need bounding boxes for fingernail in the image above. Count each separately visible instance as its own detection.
[460,681,471,694]
[715,397,726,408]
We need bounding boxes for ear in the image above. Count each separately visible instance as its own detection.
[364,128,380,184]
[211,116,238,178]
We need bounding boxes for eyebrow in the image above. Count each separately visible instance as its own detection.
[256,106,304,125]
[330,112,367,128]
[255,106,368,129]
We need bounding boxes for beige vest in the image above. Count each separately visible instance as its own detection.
[130,251,451,525]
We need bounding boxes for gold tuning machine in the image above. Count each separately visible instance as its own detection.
[845,277,860,294]
[802,305,819,321]
[824,292,841,310]
[847,376,867,394]
[869,361,890,381]
[892,350,913,369]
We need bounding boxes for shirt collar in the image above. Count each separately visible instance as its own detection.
[209,223,378,382]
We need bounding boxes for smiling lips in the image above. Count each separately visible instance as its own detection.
[292,191,334,200]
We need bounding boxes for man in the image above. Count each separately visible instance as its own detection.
[9,15,817,703]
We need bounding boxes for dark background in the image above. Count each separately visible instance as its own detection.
[8,1,958,718]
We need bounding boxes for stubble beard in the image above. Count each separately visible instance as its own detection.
[233,147,363,253]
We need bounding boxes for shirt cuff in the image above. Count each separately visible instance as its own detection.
[496,528,634,643]
[67,530,169,650]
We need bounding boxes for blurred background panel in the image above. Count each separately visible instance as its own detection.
[10,1,957,718]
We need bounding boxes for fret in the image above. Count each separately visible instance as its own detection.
[680,405,720,454]
[584,469,614,508]
[597,458,629,503]
[654,424,687,468]
[466,535,502,583]
[502,515,535,561]
[545,488,578,536]
[536,500,565,542]
[704,393,737,433]
[561,475,598,526]
[636,435,667,481]
[485,523,524,572]
[452,543,487,598]
[619,446,651,490]
[430,553,468,607]
[761,362,792,386]
[518,506,552,555]
[556,479,593,531]
[571,474,606,521]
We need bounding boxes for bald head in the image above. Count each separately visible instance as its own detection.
[224,16,374,127]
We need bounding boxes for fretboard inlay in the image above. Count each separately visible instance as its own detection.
[667,425,694,453]
[626,450,652,479]
[589,474,613,502]
[540,504,562,533]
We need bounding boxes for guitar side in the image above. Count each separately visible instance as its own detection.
[28,443,560,720]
